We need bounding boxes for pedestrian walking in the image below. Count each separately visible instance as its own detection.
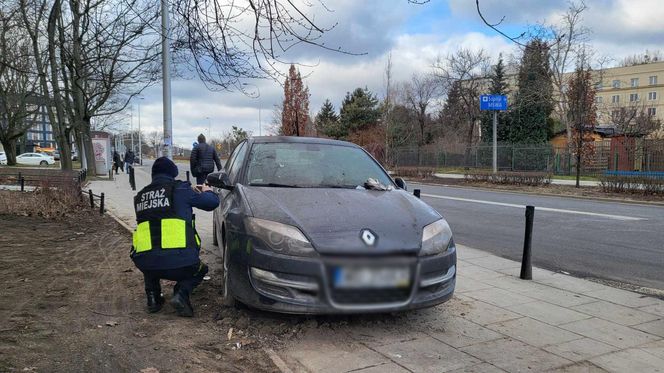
[130,157,220,317]
[124,149,135,174]
[112,150,122,175]
[189,134,221,185]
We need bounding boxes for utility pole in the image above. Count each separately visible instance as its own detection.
[130,109,134,153]
[492,111,497,173]
[138,97,144,165]
[161,0,173,159]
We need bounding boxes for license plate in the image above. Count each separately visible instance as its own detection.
[333,266,411,289]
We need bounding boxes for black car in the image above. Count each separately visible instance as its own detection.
[207,136,456,314]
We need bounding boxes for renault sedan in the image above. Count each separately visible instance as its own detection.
[16,152,56,166]
[207,136,456,314]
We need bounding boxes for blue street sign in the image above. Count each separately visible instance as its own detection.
[480,94,508,111]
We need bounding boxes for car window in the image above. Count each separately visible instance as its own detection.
[245,142,392,188]
[228,141,248,183]
[224,142,242,171]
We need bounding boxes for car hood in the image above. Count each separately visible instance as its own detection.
[242,187,442,255]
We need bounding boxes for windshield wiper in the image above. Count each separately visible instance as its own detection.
[316,184,357,189]
[249,182,301,188]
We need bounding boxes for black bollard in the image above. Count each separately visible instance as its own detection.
[89,190,94,208]
[520,205,535,280]
[100,193,105,215]
[413,189,421,198]
[129,167,136,191]
[17,172,22,186]
[186,171,190,182]
[20,177,25,192]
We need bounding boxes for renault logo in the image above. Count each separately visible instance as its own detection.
[361,229,376,246]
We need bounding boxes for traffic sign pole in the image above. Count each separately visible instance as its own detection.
[493,111,497,174]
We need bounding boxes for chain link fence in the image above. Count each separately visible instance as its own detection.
[389,139,664,177]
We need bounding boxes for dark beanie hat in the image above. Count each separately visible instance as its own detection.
[152,157,178,178]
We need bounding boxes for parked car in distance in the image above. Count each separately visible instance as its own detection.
[0,152,7,165]
[52,150,61,161]
[16,152,56,166]
[207,136,457,314]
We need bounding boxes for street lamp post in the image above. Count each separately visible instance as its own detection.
[138,97,144,165]
[161,0,173,159]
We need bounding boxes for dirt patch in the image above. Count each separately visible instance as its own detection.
[0,211,285,373]
[414,176,664,204]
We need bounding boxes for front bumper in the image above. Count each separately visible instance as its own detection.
[230,241,457,314]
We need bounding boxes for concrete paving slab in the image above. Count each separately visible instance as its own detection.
[571,301,661,326]
[546,361,609,373]
[583,288,661,308]
[456,245,491,260]
[454,277,494,293]
[542,338,619,362]
[424,315,504,348]
[639,339,664,360]
[521,287,596,308]
[463,256,522,271]
[352,362,411,373]
[485,275,559,295]
[460,338,572,372]
[463,288,535,308]
[633,319,664,338]
[533,274,608,294]
[457,264,507,281]
[640,302,664,318]
[451,295,523,326]
[506,300,591,326]
[448,362,507,373]
[347,327,428,348]
[559,318,661,349]
[373,335,480,373]
[590,348,664,373]
[286,338,389,373]
[486,317,582,347]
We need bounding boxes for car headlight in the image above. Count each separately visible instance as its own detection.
[420,219,453,256]
[245,217,316,257]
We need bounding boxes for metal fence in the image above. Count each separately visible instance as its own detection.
[389,139,664,177]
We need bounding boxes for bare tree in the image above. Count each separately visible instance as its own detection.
[146,130,164,157]
[0,4,40,165]
[548,1,590,142]
[399,73,440,159]
[433,49,490,165]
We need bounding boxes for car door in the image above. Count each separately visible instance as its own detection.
[218,141,248,239]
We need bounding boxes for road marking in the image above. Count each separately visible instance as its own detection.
[421,193,645,221]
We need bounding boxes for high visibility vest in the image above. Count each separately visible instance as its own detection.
[131,181,201,256]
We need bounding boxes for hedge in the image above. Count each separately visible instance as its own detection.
[464,171,552,186]
[599,175,664,195]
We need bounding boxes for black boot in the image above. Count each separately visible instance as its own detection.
[170,291,194,317]
[146,291,165,313]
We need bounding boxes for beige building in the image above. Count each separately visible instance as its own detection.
[593,61,664,136]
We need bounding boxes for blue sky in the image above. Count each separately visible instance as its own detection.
[112,0,663,148]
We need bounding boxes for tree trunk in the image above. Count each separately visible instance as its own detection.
[575,129,582,188]
[1,138,18,165]
[82,121,97,175]
[463,118,475,167]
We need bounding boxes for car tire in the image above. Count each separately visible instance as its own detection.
[212,218,219,247]
[221,231,236,308]
[40,161,47,166]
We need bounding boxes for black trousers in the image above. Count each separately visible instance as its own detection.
[142,262,208,298]
[195,173,208,185]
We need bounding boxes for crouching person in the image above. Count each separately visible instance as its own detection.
[131,157,219,317]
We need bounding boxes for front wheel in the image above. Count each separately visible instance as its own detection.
[40,161,48,166]
[221,235,236,308]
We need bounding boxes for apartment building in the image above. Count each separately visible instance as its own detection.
[593,60,663,132]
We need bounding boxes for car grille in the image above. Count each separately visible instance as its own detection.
[330,287,411,305]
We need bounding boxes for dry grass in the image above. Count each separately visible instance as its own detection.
[0,179,86,218]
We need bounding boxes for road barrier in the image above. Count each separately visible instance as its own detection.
[129,167,136,191]
[85,189,105,215]
[413,189,421,198]
[520,205,535,280]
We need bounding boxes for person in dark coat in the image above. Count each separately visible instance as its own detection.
[124,150,135,173]
[189,134,221,185]
[130,157,220,317]
[112,151,122,175]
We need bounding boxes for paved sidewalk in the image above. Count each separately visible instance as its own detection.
[434,173,599,187]
[88,170,664,373]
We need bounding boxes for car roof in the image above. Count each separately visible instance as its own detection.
[249,136,360,148]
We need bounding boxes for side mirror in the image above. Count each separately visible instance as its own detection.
[206,171,233,190]
[394,177,407,191]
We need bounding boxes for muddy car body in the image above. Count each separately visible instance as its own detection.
[208,136,456,314]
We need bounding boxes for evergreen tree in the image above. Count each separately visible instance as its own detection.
[281,64,310,136]
[508,39,554,144]
[339,87,381,136]
[481,55,509,143]
[439,81,465,134]
[315,99,343,138]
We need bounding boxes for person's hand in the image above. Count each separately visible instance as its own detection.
[200,185,213,193]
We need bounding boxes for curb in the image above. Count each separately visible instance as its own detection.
[410,179,664,207]
[264,348,294,373]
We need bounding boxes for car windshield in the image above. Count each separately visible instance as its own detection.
[246,142,393,189]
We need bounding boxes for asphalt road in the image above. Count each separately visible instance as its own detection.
[158,159,664,290]
[412,182,664,290]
